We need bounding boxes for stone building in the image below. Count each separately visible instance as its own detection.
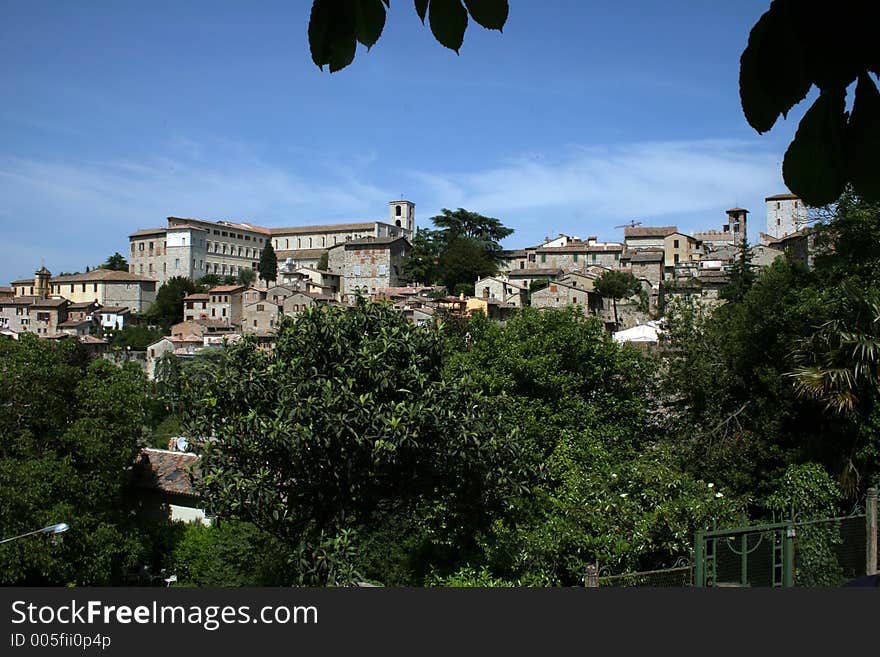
[48,269,156,313]
[282,291,335,316]
[765,193,807,239]
[128,200,415,288]
[206,285,246,326]
[242,300,283,335]
[327,236,411,301]
[183,293,210,322]
[474,276,528,308]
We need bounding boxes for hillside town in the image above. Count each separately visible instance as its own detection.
[1,193,811,377]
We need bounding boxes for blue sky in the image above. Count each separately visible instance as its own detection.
[1,1,807,284]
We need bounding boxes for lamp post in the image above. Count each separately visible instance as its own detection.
[0,522,69,545]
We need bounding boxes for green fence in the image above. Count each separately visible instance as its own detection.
[586,489,878,588]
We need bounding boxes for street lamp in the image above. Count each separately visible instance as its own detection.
[0,523,69,545]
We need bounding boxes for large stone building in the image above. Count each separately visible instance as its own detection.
[48,269,157,313]
[327,236,411,301]
[128,200,415,287]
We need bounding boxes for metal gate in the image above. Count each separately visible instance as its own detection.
[694,497,876,587]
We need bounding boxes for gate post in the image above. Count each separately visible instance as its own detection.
[783,526,795,587]
[867,487,878,576]
[584,564,599,588]
[694,530,704,587]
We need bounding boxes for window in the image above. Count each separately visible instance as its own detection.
[257,304,264,312]
[674,239,679,248]
[540,254,546,264]
[130,243,135,252]
[573,297,577,304]
[354,265,361,277]
[396,205,402,216]
[175,258,180,270]
[528,253,536,263]
[519,261,524,269]
[253,319,258,327]
[81,283,86,292]
[573,253,578,262]
[379,264,386,276]
[149,242,154,250]
[93,284,97,292]
[139,243,144,251]
[674,254,680,264]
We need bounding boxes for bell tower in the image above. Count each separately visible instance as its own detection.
[34,266,51,298]
[389,200,415,238]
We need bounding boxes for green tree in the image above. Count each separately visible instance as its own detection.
[429,207,513,264]
[317,251,329,271]
[0,336,160,585]
[258,242,278,285]
[148,276,200,330]
[594,270,641,329]
[308,0,508,73]
[179,302,527,584]
[101,252,129,272]
[444,308,735,582]
[109,324,166,351]
[400,210,513,293]
[400,228,443,285]
[237,267,256,287]
[721,238,757,302]
[438,236,497,295]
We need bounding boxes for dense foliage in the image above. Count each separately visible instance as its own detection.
[0,336,167,584]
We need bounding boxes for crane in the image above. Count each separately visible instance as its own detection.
[614,220,642,229]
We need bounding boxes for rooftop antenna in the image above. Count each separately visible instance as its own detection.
[614,219,642,229]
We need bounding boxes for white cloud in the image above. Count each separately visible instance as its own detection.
[406,139,784,246]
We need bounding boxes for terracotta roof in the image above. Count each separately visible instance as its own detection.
[625,226,678,238]
[50,269,156,283]
[10,279,33,286]
[333,236,409,248]
[129,227,167,238]
[99,306,130,314]
[132,448,200,497]
[507,268,563,278]
[726,207,749,213]
[31,298,69,308]
[207,285,246,293]
[1,296,40,306]
[627,251,665,263]
[166,217,272,235]
[184,293,211,300]
[67,301,100,310]
[276,249,328,260]
[58,319,92,328]
[296,267,339,276]
[167,223,208,232]
[765,193,800,201]
[269,222,377,235]
[0,286,13,293]
[79,335,108,344]
[535,243,623,253]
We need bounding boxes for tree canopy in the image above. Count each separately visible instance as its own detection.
[258,242,278,285]
[147,276,201,330]
[594,270,641,328]
[100,252,129,272]
[178,301,527,584]
[0,336,162,585]
[400,208,513,293]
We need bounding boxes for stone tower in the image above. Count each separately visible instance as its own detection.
[389,200,415,238]
[725,207,749,243]
[34,266,51,298]
[765,193,807,239]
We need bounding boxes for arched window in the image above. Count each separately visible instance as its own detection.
[396,205,402,216]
